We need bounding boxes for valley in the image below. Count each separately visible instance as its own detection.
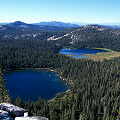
[0,22,120,120]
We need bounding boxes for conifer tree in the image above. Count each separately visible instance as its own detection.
[0,67,9,102]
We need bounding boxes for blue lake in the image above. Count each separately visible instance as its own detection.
[4,70,69,102]
[60,48,108,58]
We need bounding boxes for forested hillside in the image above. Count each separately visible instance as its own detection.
[53,25,120,51]
[0,25,120,119]
[0,24,70,40]
[0,25,56,40]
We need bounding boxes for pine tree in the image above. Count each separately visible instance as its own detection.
[15,96,25,108]
[0,67,9,102]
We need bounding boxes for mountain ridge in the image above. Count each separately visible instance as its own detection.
[7,21,72,31]
[33,21,81,27]
[1,21,120,29]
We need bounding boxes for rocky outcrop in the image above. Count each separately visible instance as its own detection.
[0,103,29,118]
[0,103,49,120]
[0,110,13,120]
[15,116,49,120]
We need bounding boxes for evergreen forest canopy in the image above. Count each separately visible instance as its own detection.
[0,25,120,120]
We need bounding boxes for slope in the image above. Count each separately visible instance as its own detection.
[7,21,71,31]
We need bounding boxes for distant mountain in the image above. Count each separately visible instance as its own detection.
[100,25,120,29]
[0,22,11,25]
[92,22,120,29]
[101,22,120,26]
[7,21,29,28]
[71,22,88,26]
[33,21,81,28]
[71,22,120,29]
[7,21,72,31]
[0,25,52,40]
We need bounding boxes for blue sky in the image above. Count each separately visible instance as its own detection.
[0,0,120,23]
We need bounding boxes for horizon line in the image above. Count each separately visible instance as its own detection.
[0,20,120,25]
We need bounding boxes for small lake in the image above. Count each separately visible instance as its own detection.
[4,70,69,102]
[60,48,108,58]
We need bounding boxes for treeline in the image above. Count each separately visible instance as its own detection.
[0,39,63,69]
[0,67,9,102]
[72,35,120,51]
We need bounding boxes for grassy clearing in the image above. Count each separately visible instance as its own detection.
[61,48,120,61]
[48,90,71,103]
[66,54,75,57]
[92,47,113,52]
[82,50,120,61]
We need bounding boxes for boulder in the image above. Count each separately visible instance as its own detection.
[0,103,29,118]
[0,110,13,120]
[0,103,48,120]
[15,116,49,120]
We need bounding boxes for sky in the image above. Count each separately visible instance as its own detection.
[0,0,120,24]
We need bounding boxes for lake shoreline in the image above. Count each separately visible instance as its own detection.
[60,47,120,61]
[4,67,70,102]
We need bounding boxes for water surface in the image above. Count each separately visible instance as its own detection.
[60,48,108,58]
[4,70,69,102]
